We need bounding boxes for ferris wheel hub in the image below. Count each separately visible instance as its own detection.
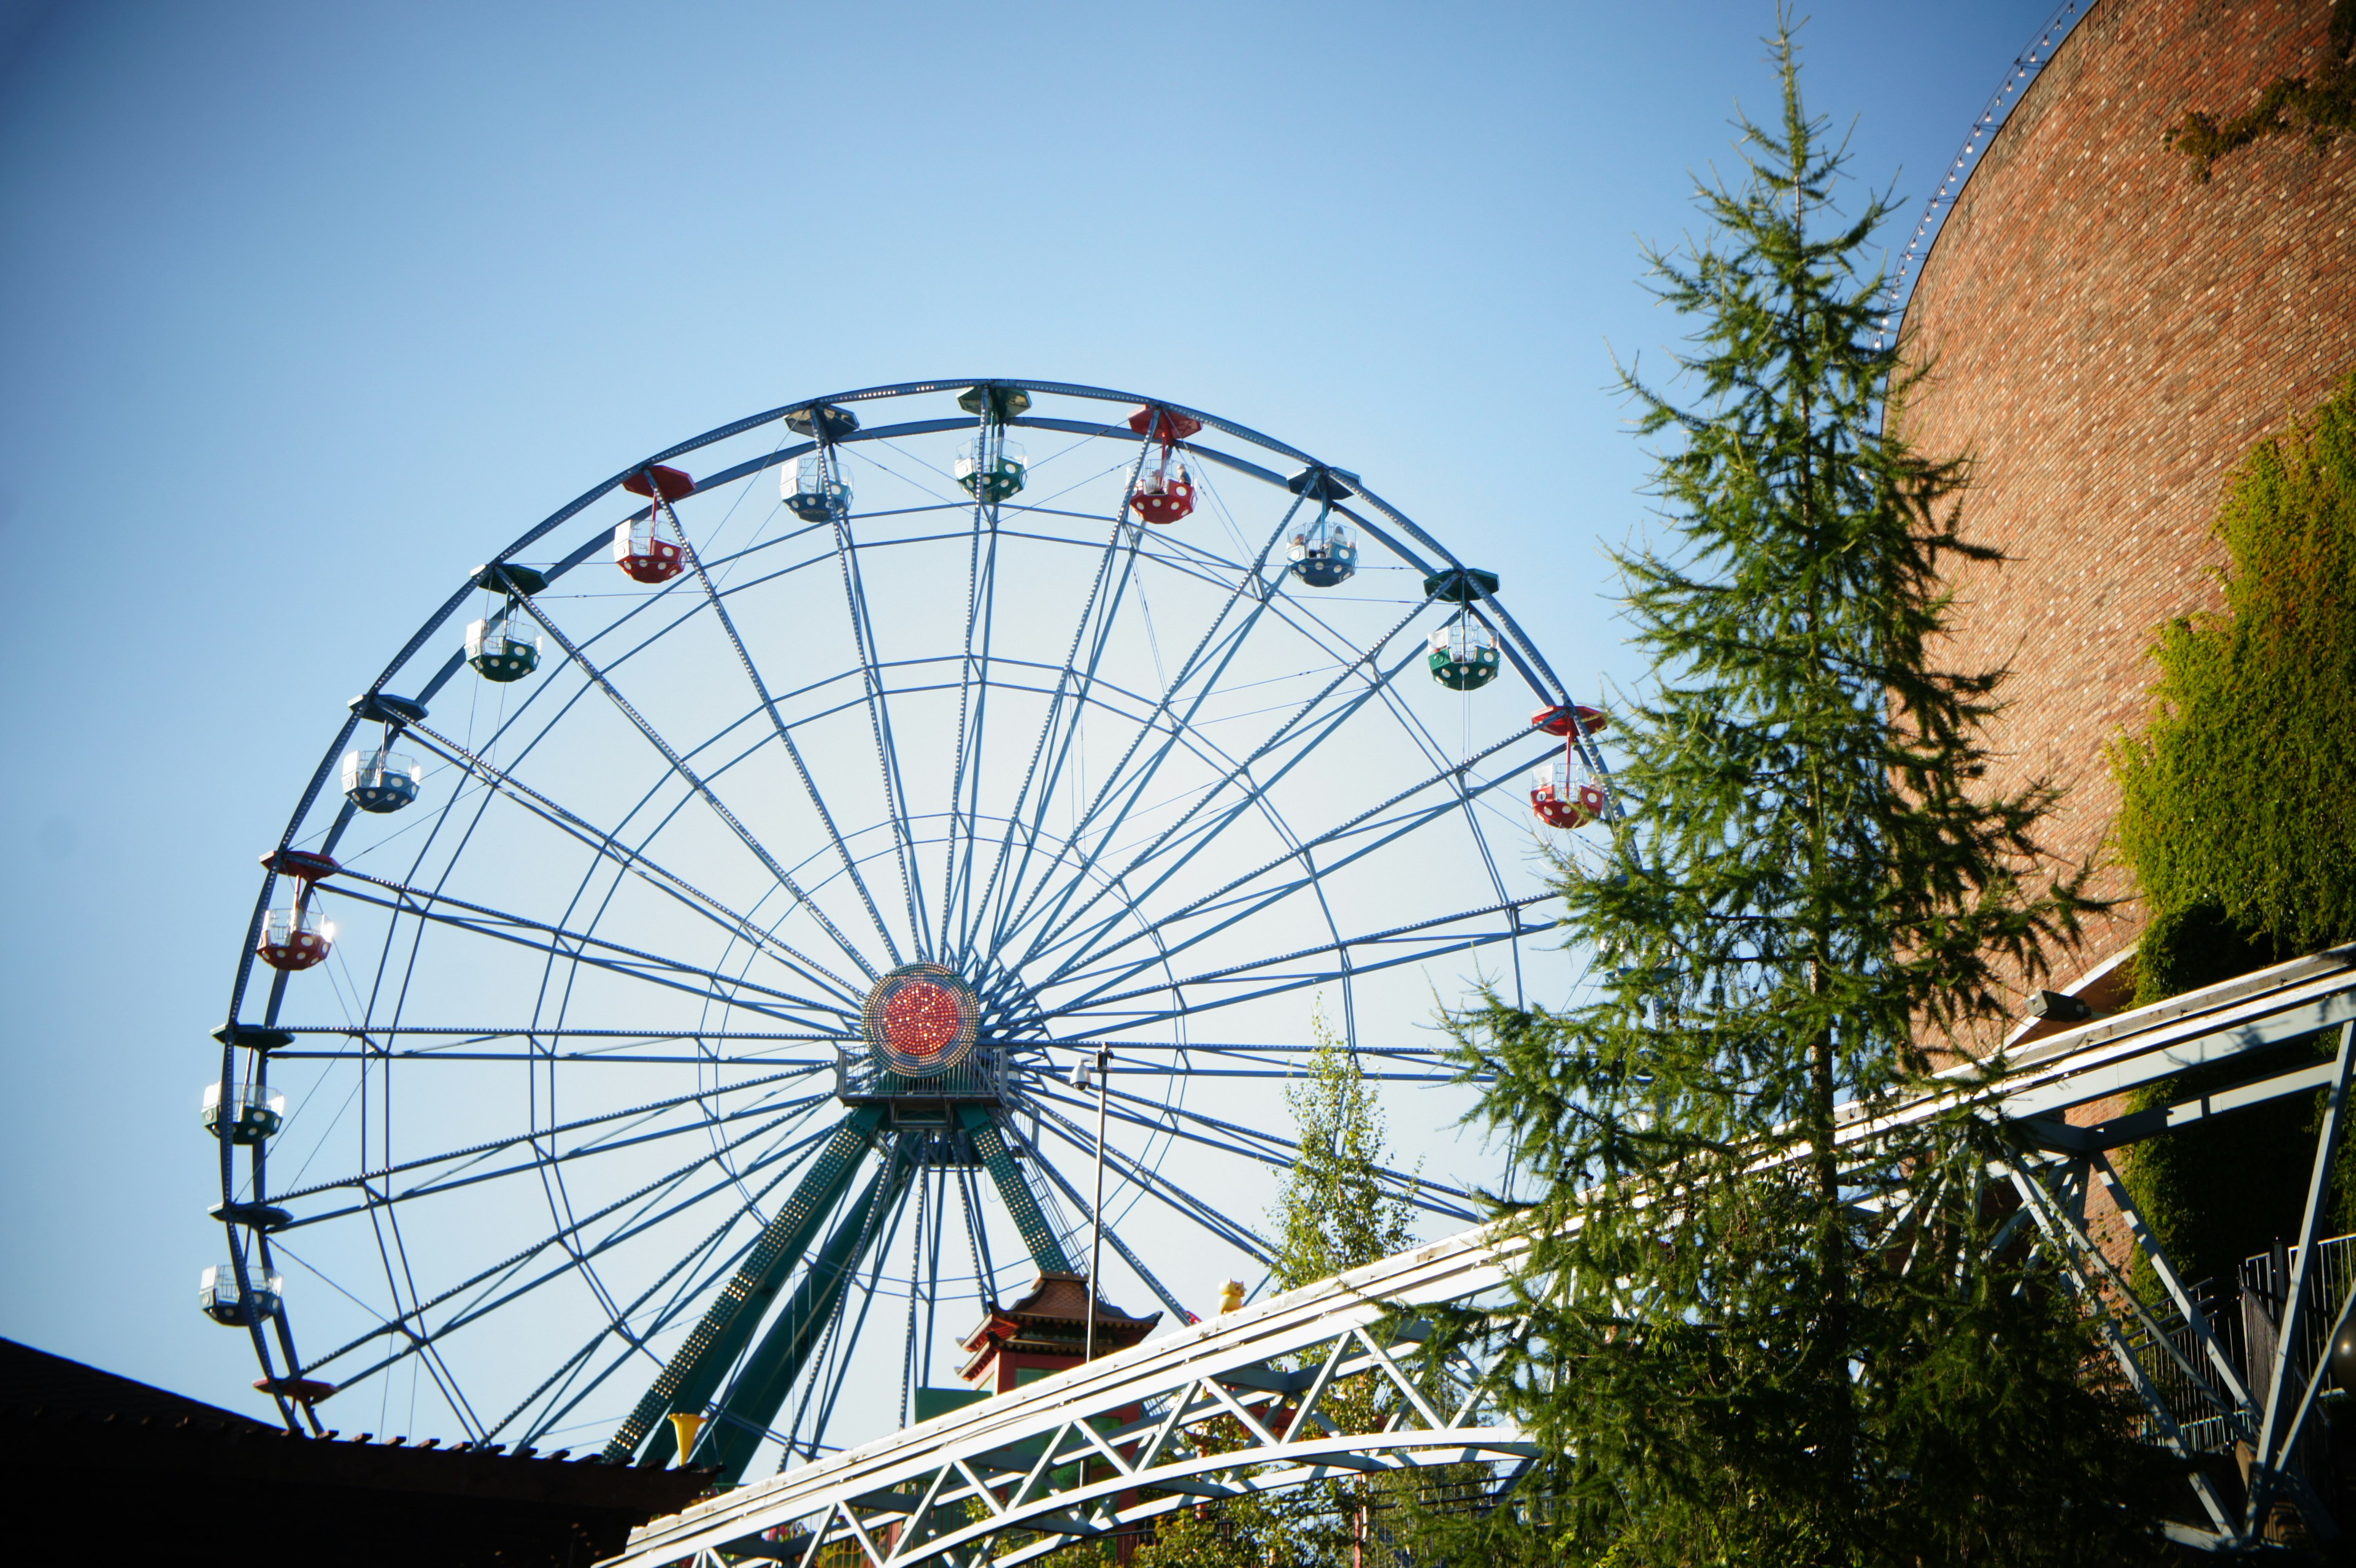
[860,963,982,1078]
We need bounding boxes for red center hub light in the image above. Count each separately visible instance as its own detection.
[861,964,982,1077]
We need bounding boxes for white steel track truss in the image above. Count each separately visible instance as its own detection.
[611,1218,1535,1568]
[605,945,2356,1566]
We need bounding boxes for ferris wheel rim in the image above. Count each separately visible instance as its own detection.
[210,376,1585,1452]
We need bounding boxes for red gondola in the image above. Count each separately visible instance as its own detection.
[1126,406,1198,525]
[257,847,339,970]
[1532,755,1608,829]
[614,515,685,584]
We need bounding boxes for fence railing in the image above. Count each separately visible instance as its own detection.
[2127,1231,2356,1456]
[834,1046,1007,1107]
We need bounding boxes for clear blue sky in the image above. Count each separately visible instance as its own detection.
[0,0,2058,1418]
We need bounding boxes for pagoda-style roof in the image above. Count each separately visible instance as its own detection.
[958,1272,1161,1382]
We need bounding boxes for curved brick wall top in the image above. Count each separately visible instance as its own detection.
[1897,0,2355,995]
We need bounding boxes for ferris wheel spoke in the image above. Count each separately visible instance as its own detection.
[1044,895,1555,1034]
[1033,1083,1474,1222]
[319,878,853,1030]
[259,1023,845,1066]
[374,1204,496,1438]
[980,506,1303,974]
[994,609,1425,985]
[1014,1101,1272,1265]
[986,492,1299,898]
[280,1087,834,1226]
[509,1116,868,1446]
[401,723,868,1011]
[937,470,1005,963]
[299,1107,843,1385]
[963,437,1158,974]
[1065,1039,1465,1078]
[822,490,933,959]
[984,535,1158,963]
[1031,742,1546,1001]
[506,1148,867,1440]
[1045,1083,1451,1201]
[505,593,878,988]
[1036,763,1538,996]
[364,1107,842,1366]
[1011,1123,1191,1324]
[269,1067,827,1208]
[650,482,908,970]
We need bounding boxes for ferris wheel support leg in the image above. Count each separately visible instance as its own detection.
[606,1105,887,1466]
[958,1106,1075,1277]
[701,1142,919,1485]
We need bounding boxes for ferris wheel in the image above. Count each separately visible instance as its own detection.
[204,379,1611,1479]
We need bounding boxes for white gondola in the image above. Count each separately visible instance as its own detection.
[342,747,422,813]
[782,454,852,521]
[1288,515,1358,587]
[202,1081,287,1144]
[199,1264,283,1326]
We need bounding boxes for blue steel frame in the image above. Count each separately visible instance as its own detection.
[208,380,1603,1467]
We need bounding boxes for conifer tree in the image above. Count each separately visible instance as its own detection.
[1423,23,2172,1566]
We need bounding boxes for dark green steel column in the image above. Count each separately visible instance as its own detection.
[698,1138,916,1483]
[958,1105,1072,1274]
[606,1104,884,1464]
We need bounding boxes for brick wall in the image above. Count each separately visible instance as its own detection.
[1896,0,2356,1016]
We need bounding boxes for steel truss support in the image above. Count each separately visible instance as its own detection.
[958,1105,1073,1277]
[609,1107,886,1466]
[602,1220,1534,1568]
[2003,1009,2356,1551]
[701,1141,919,1485]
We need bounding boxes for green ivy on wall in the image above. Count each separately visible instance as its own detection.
[2109,374,2356,1301]
[2166,0,2355,182]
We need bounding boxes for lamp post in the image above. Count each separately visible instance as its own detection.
[1080,1045,1111,1364]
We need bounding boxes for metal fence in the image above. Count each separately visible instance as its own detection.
[834,1047,1007,1107]
[2128,1231,2356,1455]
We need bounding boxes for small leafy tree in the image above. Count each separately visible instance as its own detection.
[1128,1015,1416,1568]
[1418,21,2171,1566]
[1270,1012,1419,1290]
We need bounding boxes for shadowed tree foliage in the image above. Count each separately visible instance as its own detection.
[1407,22,2173,1567]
